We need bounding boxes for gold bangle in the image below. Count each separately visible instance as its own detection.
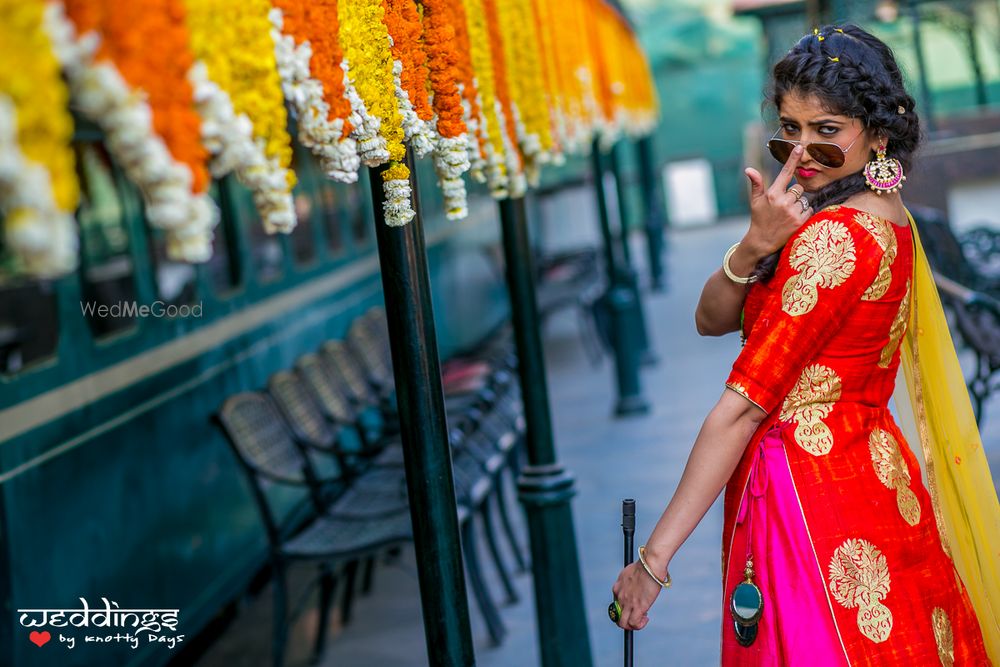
[638,546,671,588]
[723,242,757,285]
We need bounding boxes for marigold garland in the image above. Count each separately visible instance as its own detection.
[382,0,435,157]
[339,0,414,226]
[482,0,527,197]
[183,0,296,235]
[495,0,552,183]
[0,0,78,278]
[461,0,509,197]
[421,0,472,219]
[270,0,360,183]
[59,0,218,261]
[529,0,564,163]
[446,0,487,182]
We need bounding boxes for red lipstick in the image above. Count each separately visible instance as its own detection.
[796,167,819,179]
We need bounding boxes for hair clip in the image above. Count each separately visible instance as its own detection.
[813,28,819,34]
[898,105,906,114]
[829,56,840,62]
[835,28,844,33]
[818,35,825,41]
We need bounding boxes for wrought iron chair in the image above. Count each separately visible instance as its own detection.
[347,310,528,571]
[276,360,512,643]
[215,392,412,667]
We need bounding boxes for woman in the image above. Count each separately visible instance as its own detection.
[611,25,999,665]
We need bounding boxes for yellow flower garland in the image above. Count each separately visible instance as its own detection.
[0,0,78,278]
[185,0,297,233]
[338,0,414,226]
[495,0,545,178]
[462,0,510,198]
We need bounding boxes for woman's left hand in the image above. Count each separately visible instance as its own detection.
[611,561,663,630]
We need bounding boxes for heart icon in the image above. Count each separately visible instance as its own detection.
[29,631,50,647]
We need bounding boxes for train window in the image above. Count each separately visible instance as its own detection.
[76,142,138,337]
[288,147,318,267]
[205,180,241,294]
[318,181,345,257]
[0,212,60,374]
[348,171,371,247]
[232,180,284,284]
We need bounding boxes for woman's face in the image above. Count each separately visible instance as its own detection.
[776,90,881,193]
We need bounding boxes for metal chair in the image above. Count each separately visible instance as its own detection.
[215,392,412,667]
[271,363,512,644]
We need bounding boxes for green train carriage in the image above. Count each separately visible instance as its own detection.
[0,115,513,667]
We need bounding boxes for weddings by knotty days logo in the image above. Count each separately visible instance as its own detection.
[17,597,185,650]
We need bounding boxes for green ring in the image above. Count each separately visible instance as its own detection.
[608,599,622,623]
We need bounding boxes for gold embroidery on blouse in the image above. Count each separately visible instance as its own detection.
[728,382,749,398]
[868,428,921,526]
[854,211,897,301]
[779,364,842,456]
[828,538,893,644]
[879,279,911,368]
[781,220,857,317]
[932,607,954,667]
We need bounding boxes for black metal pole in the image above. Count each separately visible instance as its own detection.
[608,142,657,367]
[622,499,635,667]
[499,196,595,667]
[636,135,667,291]
[592,140,650,417]
[369,150,476,667]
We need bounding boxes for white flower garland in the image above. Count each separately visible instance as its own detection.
[458,83,487,184]
[45,2,219,263]
[433,133,470,219]
[494,100,526,199]
[342,59,389,167]
[0,96,77,278]
[187,61,294,235]
[477,99,509,199]
[392,60,435,159]
[268,8,359,184]
[382,176,414,227]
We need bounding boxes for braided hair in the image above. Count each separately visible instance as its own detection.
[749,24,922,283]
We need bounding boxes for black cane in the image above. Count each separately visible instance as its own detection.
[622,499,635,667]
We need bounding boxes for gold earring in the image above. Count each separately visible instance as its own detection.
[864,141,905,195]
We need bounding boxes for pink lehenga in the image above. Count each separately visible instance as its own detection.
[719,205,992,666]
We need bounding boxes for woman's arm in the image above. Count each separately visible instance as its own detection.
[612,389,766,629]
[695,148,812,337]
[695,240,772,336]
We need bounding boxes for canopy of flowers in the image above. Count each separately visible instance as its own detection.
[1,0,658,279]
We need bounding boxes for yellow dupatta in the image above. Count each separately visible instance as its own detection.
[892,209,1000,658]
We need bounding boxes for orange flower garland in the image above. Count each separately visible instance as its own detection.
[460,0,505,196]
[382,0,435,157]
[529,0,564,162]
[54,0,219,261]
[421,0,472,219]
[62,0,211,194]
[482,0,526,197]
[270,0,360,183]
[446,0,487,182]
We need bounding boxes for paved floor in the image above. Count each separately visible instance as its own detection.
[193,218,1000,667]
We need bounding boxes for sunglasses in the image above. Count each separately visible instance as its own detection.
[730,576,763,646]
[766,127,864,169]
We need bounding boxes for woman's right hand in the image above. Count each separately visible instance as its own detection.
[742,144,813,258]
[694,146,813,337]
